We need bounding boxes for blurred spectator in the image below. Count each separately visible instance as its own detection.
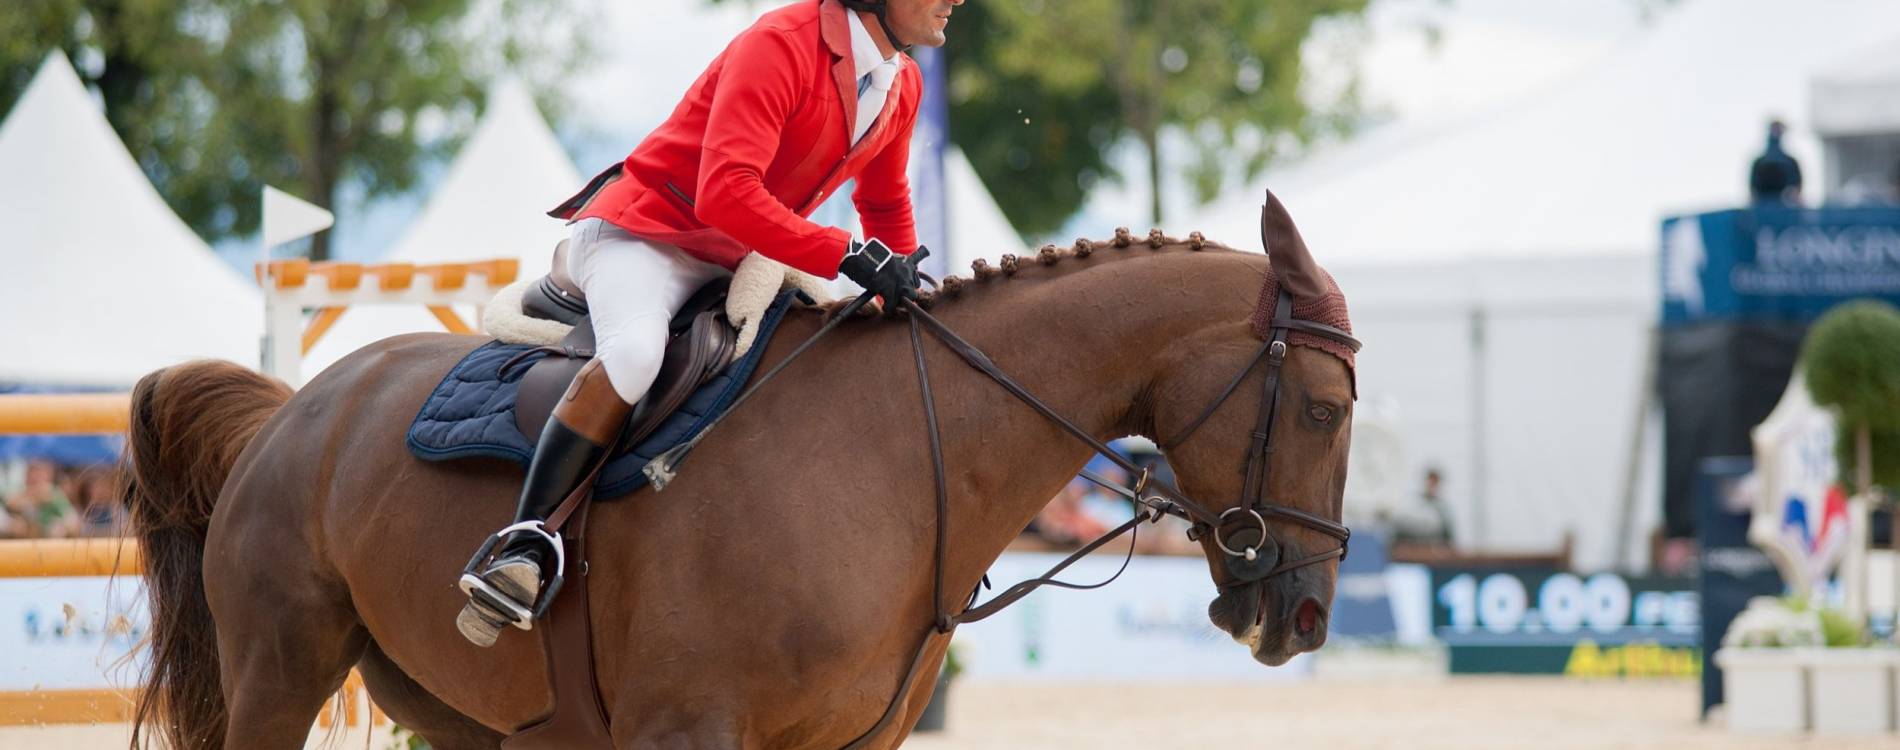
[1384,467,1454,548]
[0,495,27,538]
[1022,454,1203,555]
[54,467,124,538]
[1029,481,1110,547]
[2,460,74,538]
[1749,120,1803,205]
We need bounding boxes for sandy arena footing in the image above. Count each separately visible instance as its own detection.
[0,676,1885,749]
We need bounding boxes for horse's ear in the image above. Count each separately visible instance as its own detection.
[1261,189,1325,300]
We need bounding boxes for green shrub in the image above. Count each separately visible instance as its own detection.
[1802,300,1900,491]
[1818,607,1866,647]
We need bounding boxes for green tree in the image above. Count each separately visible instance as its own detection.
[979,0,1369,227]
[0,0,585,259]
[1,1,219,226]
[940,4,1124,237]
[1802,299,1900,492]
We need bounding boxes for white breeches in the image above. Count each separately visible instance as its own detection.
[565,218,730,405]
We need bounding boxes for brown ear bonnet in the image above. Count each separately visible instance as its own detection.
[1248,190,1356,390]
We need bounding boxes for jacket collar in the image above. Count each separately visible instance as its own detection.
[820,0,862,143]
[820,0,853,60]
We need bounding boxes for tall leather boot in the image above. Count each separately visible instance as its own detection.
[456,359,631,647]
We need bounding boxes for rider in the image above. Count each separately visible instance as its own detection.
[455,0,962,647]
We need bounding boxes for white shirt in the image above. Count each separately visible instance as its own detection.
[846,11,901,146]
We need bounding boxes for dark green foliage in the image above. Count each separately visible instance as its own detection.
[941,4,1122,237]
[1802,300,1900,491]
[0,0,584,258]
[975,0,1370,227]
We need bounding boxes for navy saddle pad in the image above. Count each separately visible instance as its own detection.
[407,290,802,499]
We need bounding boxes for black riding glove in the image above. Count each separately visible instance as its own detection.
[838,238,920,315]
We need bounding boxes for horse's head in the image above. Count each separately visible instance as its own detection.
[1151,191,1356,666]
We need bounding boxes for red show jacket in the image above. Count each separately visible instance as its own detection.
[550,0,921,279]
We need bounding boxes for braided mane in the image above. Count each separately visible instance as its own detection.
[819,228,1243,316]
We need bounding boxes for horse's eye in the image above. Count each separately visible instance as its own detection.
[1308,405,1333,423]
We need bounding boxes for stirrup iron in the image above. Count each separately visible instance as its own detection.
[457,520,568,628]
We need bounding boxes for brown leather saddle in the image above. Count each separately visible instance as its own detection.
[512,239,738,448]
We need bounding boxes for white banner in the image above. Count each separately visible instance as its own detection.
[0,577,147,690]
[952,553,1315,681]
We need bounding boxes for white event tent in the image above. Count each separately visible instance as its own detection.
[0,53,261,387]
[1183,0,1900,570]
[301,82,583,379]
[944,146,1026,274]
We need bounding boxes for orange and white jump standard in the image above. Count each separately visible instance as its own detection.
[255,257,521,382]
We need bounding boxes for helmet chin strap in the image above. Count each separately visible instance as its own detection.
[840,0,912,52]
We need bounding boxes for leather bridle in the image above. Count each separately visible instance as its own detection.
[900,289,1362,627]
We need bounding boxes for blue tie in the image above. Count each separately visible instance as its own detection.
[857,73,873,98]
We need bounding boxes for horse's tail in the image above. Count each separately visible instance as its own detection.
[121,360,292,750]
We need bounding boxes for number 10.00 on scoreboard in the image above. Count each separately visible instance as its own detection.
[1430,567,1699,676]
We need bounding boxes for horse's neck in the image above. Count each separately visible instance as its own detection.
[917,251,1255,603]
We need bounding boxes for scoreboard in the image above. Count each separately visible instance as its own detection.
[1430,567,1700,676]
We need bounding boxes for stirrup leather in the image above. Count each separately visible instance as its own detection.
[457,520,568,628]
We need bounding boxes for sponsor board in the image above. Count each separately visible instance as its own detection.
[1662,206,1900,325]
[0,576,146,690]
[1430,567,1699,676]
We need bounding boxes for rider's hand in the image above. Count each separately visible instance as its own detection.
[838,238,919,315]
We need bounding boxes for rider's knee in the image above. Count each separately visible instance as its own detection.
[594,317,670,404]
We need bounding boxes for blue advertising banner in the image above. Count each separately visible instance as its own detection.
[1661,206,1900,326]
[907,46,950,280]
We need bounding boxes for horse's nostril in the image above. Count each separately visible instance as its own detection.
[1295,598,1322,635]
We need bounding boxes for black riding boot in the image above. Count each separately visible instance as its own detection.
[455,415,609,646]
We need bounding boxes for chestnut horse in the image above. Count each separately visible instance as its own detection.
[121,199,1356,749]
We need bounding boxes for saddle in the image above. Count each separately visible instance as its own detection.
[512,239,738,447]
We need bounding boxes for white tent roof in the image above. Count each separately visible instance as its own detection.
[0,53,261,387]
[1185,0,1900,266]
[302,81,582,378]
[945,146,1026,273]
[1811,35,1900,137]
